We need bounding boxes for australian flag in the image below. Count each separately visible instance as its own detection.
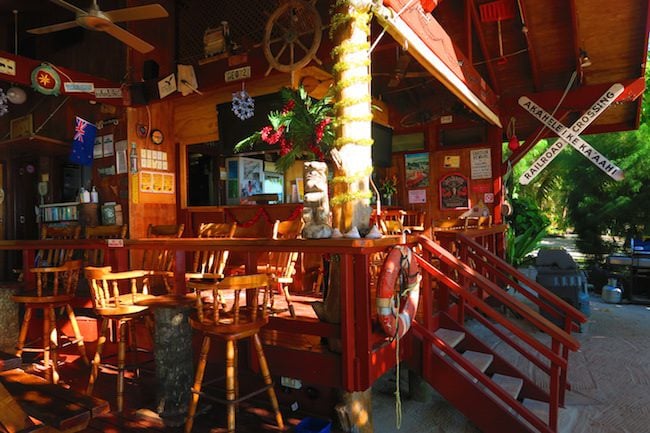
[69,116,96,166]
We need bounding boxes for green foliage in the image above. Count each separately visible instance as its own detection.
[234,86,335,173]
[510,57,650,259]
[505,195,550,266]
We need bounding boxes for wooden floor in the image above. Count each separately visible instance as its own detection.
[13,292,342,433]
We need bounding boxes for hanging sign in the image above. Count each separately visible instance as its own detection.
[518,83,625,184]
[31,63,61,96]
[64,82,95,93]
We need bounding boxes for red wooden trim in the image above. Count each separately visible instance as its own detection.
[340,253,356,391]
[353,253,373,390]
[0,50,124,106]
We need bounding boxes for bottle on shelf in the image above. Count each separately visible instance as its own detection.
[90,186,99,203]
[79,187,90,203]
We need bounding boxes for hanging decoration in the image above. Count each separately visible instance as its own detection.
[31,63,61,96]
[0,88,8,117]
[231,87,255,120]
[506,117,520,151]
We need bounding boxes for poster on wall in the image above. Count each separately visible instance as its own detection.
[440,173,469,209]
[405,153,429,188]
[470,148,492,179]
[408,189,427,204]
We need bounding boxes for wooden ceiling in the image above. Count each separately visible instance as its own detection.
[0,0,648,143]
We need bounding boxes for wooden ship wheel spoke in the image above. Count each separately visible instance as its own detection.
[264,0,323,75]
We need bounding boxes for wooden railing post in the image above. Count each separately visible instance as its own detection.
[549,339,561,432]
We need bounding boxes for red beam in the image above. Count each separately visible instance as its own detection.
[0,50,125,106]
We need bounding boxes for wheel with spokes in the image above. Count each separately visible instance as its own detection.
[263,0,322,74]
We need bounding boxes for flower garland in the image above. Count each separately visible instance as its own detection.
[234,86,335,173]
[224,205,303,228]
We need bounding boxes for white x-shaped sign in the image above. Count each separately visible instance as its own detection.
[518,83,625,185]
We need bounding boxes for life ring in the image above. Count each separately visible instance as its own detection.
[376,246,421,340]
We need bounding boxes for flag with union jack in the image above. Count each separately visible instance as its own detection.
[69,116,96,166]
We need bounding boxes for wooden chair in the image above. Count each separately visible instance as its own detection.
[12,259,88,383]
[140,223,184,294]
[186,222,236,281]
[380,218,404,235]
[400,210,426,232]
[260,219,304,317]
[84,266,155,412]
[84,225,128,266]
[35,223,81,267]
[184,273,284,433]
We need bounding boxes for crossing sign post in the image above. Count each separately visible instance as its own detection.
[518,83,625,185]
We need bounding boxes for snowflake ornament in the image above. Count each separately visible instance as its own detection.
[0,89,8,117]
[231,89,255,120]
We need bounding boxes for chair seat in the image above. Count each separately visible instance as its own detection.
[94,304,150,318]
[189,311,268,340]
[12,293,75,305]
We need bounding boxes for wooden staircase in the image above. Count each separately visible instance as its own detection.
[408,234,588,433]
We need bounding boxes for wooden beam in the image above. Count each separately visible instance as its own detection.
[377,0,501,127]
[0,50,124,106]
[500,77,646,111]
[516,0,542,91]
[468,0,500,94]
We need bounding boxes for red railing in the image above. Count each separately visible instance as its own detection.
[416,233,586,432]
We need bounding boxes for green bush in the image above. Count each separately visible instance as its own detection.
[506,196,550,266]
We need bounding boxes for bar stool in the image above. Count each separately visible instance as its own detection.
[184,273,284,433]
[12,259,88,383]
[84,266,155,412]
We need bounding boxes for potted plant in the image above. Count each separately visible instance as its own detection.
[379,175,397,206]
[234,86,335,173]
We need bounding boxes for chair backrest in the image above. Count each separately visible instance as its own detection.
[195,273,273,328]
[84,225,128,266]
[400,210,426,231]
[85,266,150,311]
[140,224,185,293]
[380,219,404,235]
[30,259,82,298]
[191,222,236,278]
[36,223,81,267]
[263,219,304,280]
[272,219,305,240]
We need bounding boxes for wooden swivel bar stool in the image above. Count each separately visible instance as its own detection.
[12,259,88,383]
[84,266,155,412]
[184,273,284,433]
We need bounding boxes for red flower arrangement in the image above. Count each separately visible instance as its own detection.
[234,86,335,173]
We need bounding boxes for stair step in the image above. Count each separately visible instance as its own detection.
[521,398,579,433]
[492,374,524,400]
[434,328,465,348]
[462,350,494,373]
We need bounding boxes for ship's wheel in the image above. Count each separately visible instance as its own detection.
[263,0,323,75]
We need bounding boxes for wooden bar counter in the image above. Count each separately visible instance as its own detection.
[0,236,411,394]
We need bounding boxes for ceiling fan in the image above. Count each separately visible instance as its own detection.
[372,50,430,88]
[26,0,168,53]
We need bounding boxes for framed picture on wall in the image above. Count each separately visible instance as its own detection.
[440,173,469,209]
[405,152,429,188]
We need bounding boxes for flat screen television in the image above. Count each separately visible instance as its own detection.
[372,122,393,167]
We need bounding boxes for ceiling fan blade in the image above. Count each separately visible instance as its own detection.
[49,0,87,16]
[102,22,154,53]
[27,20,80,35]
[104,4,169,23]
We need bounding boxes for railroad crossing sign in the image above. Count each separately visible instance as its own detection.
[518,83,625,185]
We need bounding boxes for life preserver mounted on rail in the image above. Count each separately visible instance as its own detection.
[376,246,421,340]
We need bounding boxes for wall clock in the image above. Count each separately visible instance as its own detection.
[151,129,164,145]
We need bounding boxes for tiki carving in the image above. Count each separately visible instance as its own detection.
[302,161,332,239]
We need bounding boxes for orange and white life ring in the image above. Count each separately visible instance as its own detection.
[376,246,421,340]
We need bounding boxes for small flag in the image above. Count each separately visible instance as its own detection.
[69,116,96,166]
